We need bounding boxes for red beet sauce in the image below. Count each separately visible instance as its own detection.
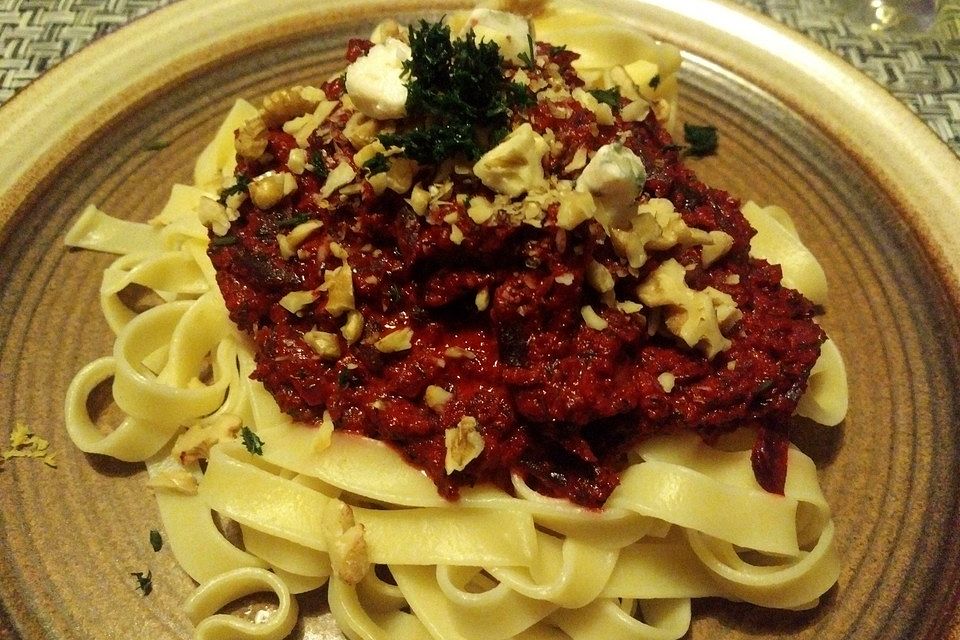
[208,40,823,507]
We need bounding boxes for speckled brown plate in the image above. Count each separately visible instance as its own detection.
[1,0,958,638]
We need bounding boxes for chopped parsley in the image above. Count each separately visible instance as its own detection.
[131,571,153,596]
[363,153,390,175]
[310,151,329,179]
[217,175,250,205]
[648,74,661,89]
[517,33,536,70]
[683,123,719,157]
[379,20,534,165]
[210,235,237,246]
[588,87,622,113]
[548,44,567,56]
[277,213,312,229]
[240,426,264,455]
[149,529,163,552]
[338,369,360,388]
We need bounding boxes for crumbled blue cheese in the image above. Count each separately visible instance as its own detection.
[473,123,549,198]
[345,38,411,120]
[460,8,533,65]
[575,143,646,229]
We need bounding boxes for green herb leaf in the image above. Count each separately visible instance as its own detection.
[277,213,312,229]
[149,529,163,552]
[588,87,622,113]
[517,33,536,70]
[240,426,264,455]
[683,123,719,157]
[210,235,237,247]
[648,74,661,89]
[131,571,153,596]
[381,19,523,165]
[338,369,360,388]
[548,44,567,56]
[363,153,390,175]
[217,175,250,205]
[310,152,329,179]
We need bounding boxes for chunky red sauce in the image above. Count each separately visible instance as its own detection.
[209,38,823,507]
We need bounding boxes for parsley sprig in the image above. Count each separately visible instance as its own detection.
[380,20,534,165]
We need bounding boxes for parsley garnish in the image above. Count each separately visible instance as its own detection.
[131,571,153,596]
[210,235,237,246]
[338,369,360,388]
[588,87,622,113]
[683,123,719,157]
[517,33,536,70]
[363,153,390,175]
[240,426,264,455]
[379,20,532,165]
[149,530,163,552]
[277,213,311,229]
[548,44,567,56]
[648,74,661,89]
[217,175,250,205]
[310,151,329,179]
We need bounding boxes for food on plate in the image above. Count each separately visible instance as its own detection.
[64,4,847,639]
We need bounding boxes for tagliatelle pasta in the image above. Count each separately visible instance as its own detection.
[64,6,848,640]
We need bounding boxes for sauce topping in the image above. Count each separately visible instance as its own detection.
[207,20,824,508]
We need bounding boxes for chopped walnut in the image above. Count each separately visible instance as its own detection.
[235,115,269,160]
[444,416,485,474]
[172,414,242,465]
[322,500,369,585]
[261,85,325,128]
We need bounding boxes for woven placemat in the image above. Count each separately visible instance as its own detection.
[0,0,958,152]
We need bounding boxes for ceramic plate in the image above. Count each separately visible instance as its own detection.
[1,0,958,638]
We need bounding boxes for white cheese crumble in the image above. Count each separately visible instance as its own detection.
[460,8,533,65]
[575,143,646,229]
[344,38,411,120]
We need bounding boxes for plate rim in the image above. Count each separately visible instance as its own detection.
[0,0,958,637]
